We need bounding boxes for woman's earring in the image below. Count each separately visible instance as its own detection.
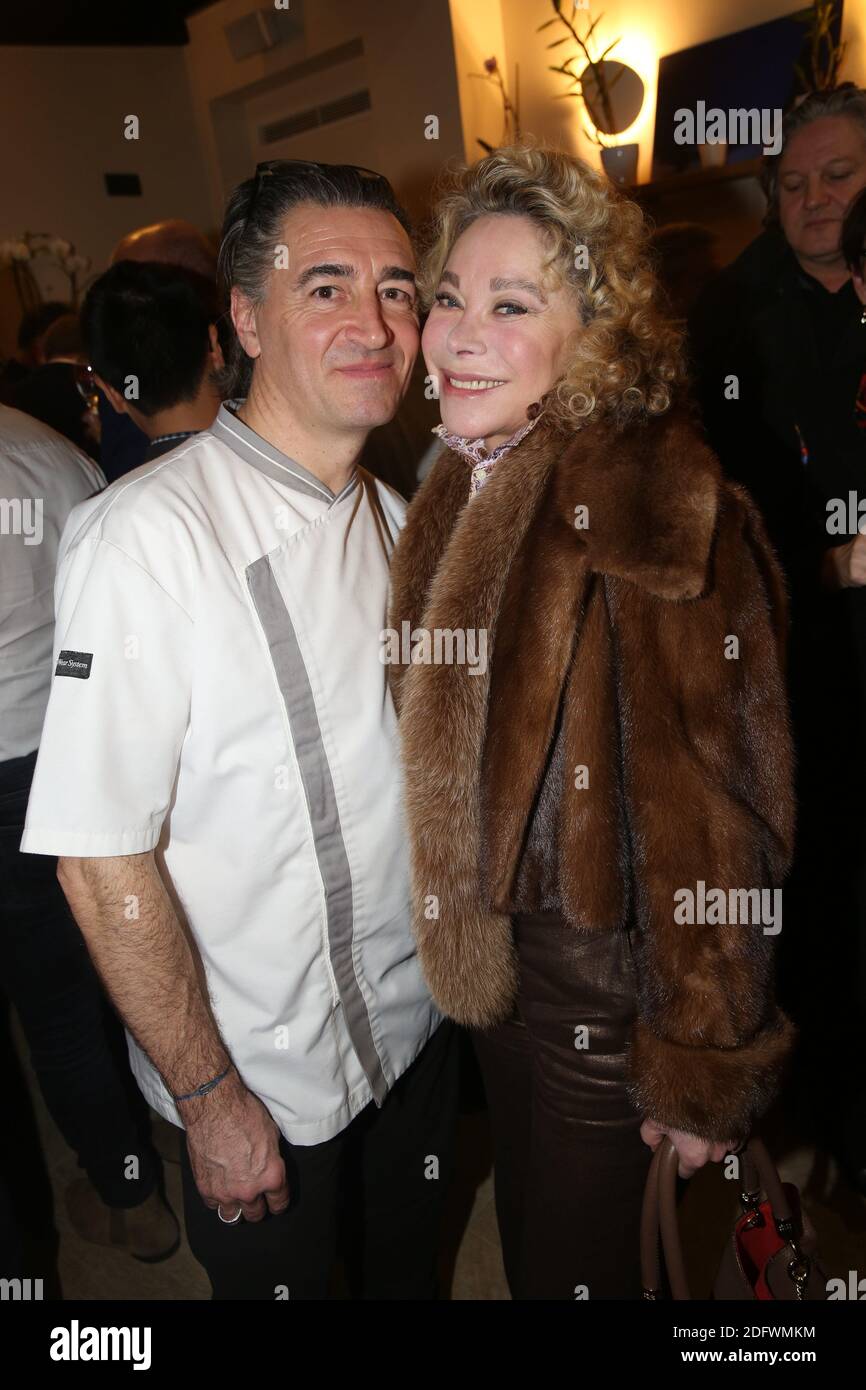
[861,304,866,326]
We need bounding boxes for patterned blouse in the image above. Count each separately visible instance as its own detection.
[432,413,544,498]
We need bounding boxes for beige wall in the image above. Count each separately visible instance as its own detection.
[185,0,465,229]
[447,0,509,165]
[0,44,211,354]
[0,47,212,281]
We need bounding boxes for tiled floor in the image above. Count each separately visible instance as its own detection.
[10,1016,866,1301]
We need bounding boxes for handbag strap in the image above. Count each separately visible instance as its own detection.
[639,1135,798,1300]
[639,1136,663,1296]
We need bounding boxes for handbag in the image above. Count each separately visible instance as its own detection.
[640,1135,830,1300]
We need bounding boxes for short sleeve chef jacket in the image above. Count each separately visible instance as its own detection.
[21,402,441,1145]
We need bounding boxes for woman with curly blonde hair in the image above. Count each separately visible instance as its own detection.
[387,143,796,1299]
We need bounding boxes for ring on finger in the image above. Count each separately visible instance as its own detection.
[217,1204,243,1225]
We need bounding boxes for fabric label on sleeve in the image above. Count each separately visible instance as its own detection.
[55,650,93,679]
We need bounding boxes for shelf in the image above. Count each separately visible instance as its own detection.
[632,156,765,198]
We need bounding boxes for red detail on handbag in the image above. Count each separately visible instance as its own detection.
[734,1183,805,1299]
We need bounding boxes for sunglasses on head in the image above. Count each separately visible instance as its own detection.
[244,158,392,227]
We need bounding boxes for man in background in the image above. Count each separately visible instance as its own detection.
[82,261,223,463]
[0,405,179,1272]
[98,220,220,481]
[690,83,866,1193]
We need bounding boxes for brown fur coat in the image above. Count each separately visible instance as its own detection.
[387,403,796,1143]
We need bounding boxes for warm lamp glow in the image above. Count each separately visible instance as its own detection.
[606,33,657,141]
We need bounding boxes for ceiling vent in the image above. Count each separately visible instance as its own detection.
[261,89,371,144]
[225,6,304,62]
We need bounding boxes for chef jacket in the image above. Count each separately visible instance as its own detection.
[21,401,441,1144]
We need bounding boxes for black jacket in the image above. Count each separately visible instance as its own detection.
[689,226,866,592]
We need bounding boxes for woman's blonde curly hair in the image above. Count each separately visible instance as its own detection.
[418,142,686,429]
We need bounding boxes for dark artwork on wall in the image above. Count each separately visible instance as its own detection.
[104,173,143,197]
[652,6,845,180]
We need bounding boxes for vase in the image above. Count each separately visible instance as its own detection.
[697,141,728,169]
[600,143,639,187]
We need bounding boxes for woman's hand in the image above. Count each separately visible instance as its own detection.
[640,1117,738,1179]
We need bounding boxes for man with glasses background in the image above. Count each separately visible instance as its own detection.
[21,160,457,1299]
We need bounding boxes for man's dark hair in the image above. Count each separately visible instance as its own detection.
[17,300,70,352]
[842,185,866,273]
[217,161,412,399]
[81,260,218,416]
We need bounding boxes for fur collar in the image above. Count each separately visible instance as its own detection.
[394,401,723,654]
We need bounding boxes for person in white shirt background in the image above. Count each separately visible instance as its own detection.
[21,160,457,1301]
[0,404,181,1281]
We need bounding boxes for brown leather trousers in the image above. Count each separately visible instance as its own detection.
[472,910,653,1300]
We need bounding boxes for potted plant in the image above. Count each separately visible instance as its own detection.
[539,0,644,186]
[470,55,521,153]
[794,1,846,92]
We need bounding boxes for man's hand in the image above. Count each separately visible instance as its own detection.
[182,1072,290,1223]
[824,534,866,588]
[640,1117,738,1179]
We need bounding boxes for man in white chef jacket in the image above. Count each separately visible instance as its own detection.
[21,161,456,1300]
